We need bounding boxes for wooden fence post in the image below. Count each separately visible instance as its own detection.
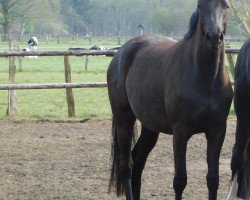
[225,44,235,78]
[7,40,17,116]
[64,56,75,117]
[45,34,49,43]
[17,46,23,72]
[85,56,89,71]
[226,53,235,78]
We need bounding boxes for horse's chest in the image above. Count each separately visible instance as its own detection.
[174,91,224,124]
[193,98,218,118]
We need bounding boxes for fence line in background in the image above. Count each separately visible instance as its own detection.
[0,48,239,57]
[0,83,108,90]
[1,34,248,43]
[0,48,239,118]
[0,50,117,57]
[0,49,117,118]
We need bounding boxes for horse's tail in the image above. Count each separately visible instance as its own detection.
[236,143,250,199]
[108,118,137,196]
[108,118,124,196]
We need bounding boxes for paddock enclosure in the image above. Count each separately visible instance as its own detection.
[0,47,239,120]
[0,39,243,199]
[0,119,237,199]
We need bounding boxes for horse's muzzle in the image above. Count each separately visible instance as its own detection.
[205,31,224,46]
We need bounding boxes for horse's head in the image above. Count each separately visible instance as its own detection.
[197,0,229,47]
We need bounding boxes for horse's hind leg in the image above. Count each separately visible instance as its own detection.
[131,126,159,200]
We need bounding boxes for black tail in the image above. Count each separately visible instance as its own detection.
[237,143,250,199]
[108,119,124,196]
[108,118,137,196]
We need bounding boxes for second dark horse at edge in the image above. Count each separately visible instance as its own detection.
[107,0,233,199]
[227,39,250,200]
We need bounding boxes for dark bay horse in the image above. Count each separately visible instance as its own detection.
[227,39,250,200]
[107,0,233,199]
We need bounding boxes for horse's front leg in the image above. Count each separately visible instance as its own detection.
[205,122,226,200]
[229,119,250,199]
[173,124,191,200]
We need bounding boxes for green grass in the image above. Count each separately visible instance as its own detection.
[0,38,115,120]
[0,38,242,120]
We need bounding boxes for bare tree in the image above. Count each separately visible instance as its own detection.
[0,0,19,40]
[0,0,33,40]
[229,0,250,35]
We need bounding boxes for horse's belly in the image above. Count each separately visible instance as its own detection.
[127,94,172,133]
[135,108,171,133]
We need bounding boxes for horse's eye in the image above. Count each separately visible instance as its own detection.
[224,1,229,9]
[224,3,229,9]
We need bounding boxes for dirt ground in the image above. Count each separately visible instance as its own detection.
[0,118,238,200]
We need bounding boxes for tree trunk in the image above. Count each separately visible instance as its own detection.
[3,22,10,41]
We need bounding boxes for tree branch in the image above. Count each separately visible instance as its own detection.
[229,0,250,35]
[7,0,19,10]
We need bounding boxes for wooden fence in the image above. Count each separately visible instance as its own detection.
[0,50,116,117]
[0,48,239,118]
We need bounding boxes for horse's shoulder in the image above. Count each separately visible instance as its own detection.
[235,39,250,79]
[244,38,250,47]
[129,35,175,46]
[239,39,250,56]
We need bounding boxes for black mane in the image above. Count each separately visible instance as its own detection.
[184,9,199,40]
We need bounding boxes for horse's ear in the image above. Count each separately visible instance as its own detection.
[184,9,200,40]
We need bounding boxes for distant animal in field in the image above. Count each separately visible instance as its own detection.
[107,0,233,199]
[25,36,38,58]
[89,44,106,50]
[227,38,250,200]
[28,36,38,50]
[108,47,120,50]
[68,47,87,51]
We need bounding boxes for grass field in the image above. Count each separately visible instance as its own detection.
[0,37,118,120]
[0,38,242,120]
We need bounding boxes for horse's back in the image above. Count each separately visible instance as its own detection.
[107,35,176,113]
[108,35,175,77]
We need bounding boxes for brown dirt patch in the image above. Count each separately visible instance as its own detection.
[0,118,237,199]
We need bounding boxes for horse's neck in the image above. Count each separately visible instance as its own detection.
[191,34,225,82]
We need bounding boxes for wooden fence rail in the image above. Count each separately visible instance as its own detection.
[0,83,108,90]
[0,48,240,118]
[0,48,239,57]
[225,48,240,54]
[0,50,117,57]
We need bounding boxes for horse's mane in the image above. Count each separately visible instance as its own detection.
[184,9,199,40]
